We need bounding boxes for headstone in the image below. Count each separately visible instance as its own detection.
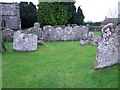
[43,25,55,41]
[55,27,63,41]
[27,22,43,40]
[88,31,94,41]
[13,30,38,51]
[2,28,14,42]
[73,26,82,40]
[80,40,86,46]
[42,25,89,41]
[117,25,120,62]
[93,36,101,46]
[95,23,118,69]
[34,22,40,28]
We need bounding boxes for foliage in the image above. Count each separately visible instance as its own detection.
[37,1,85,27]
[65,2,76,24]
[3,41,118,88]
[19,2,37,28]
[37,2,69,27]
[74,6,85,25]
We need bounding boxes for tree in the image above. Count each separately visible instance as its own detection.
[20,2,37,28]
[74,6,85,25]
[65,2,76,24]
[37,1,85,26]
[37,2,69,27]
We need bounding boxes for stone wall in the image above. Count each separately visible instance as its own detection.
[0,2,21,30]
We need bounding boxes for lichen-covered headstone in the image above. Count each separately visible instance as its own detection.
[117,25,120,62]
[13,30,38,51]
[27,22,43,40]
[88,31,94,41]
[80,40,89,46]
[95,23,118,69]
[2,28,14,42]
[93,36,101,46]
[73,26,83,40]
[43,25,55,41]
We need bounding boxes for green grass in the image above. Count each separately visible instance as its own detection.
[2,41,118,88]
[94,31,101,36]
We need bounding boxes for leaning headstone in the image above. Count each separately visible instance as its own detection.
[95,23,118,69]
[116,25,120,62]
[13,30,38,51]
[2,28,14,42]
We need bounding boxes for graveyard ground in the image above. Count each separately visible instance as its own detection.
[2,41,118,88]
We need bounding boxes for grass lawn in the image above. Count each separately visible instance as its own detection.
[93,31,101,36]
[2,41,118,88]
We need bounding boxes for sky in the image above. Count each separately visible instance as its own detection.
[1,0,120,22]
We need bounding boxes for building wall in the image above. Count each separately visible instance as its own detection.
[118,1,120,18]
[0,2,21,30]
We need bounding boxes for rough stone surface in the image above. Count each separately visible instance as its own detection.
[95,23,118,69]
[93,36,101,46]
[79,31,101,46]
[13,30,38,51]
[43,25,55,41]
[2,28,14,42]
[27,22,43,40]
[117,25,120,62]
[80,40,89,46]
[42,25,89,41]
[0,2,21,30]
[88,31,94,41]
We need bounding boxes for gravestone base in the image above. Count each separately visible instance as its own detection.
[37,40,44,45]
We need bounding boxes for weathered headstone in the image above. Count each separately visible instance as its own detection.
[2,28,14,42]
[27,22,43,40]
[88,31,94,40]
[13,30,38,51]
[63,26,73,41]
[73,26,82,40]
[55,27,63,41]
[43,25,55,41]
[93,36,101,46]
[116,24,120,62]
[80,40,89,46]
[42,25,89,41]
[95,23,118,69]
